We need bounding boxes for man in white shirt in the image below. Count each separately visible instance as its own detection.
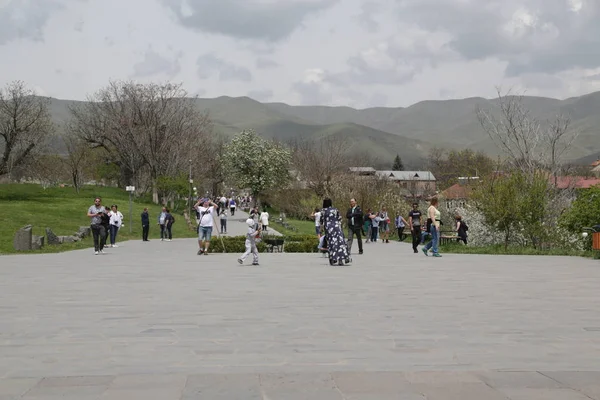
[194,198,218,255]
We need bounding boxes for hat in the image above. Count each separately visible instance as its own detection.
[246,218,255,227]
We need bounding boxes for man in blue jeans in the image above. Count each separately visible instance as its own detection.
[194,198,218,255]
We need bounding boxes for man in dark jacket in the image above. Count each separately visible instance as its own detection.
[346,198,364,255]
[141,208,150,241]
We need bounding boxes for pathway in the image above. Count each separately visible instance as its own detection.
[1,238,599,398]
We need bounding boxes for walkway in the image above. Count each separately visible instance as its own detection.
[0,239,599,398]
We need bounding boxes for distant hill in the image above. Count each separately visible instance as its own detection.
[45,90,600,165]
[266,92,600,161]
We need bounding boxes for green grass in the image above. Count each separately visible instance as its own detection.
[440,242,592,257]
[0,184,198,255]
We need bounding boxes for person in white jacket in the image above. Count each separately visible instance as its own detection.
[108,204,124,247]
[238,218,261,266]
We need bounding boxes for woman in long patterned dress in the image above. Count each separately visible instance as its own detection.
[320,198,350,266]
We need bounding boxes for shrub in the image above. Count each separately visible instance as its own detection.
[209,235,318,253]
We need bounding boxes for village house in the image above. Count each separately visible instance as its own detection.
[440,177,479,212]
[375,170,437,198]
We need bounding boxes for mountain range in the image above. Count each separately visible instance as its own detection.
[46,90,600,168]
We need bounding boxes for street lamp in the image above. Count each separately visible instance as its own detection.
[188,159,192,221]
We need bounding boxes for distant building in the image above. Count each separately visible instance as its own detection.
[376,170,437,198]
[551,176,600,190]
[348,167,376,176]
[440,177,479,211]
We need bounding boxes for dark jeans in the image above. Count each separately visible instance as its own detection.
[347,225,363,253]
[457,233,468,245]
[109,224,119,245]
[160,224,166,239]
[166,224,173,240]
[91,224,107,251]
[397,227,405,241]
[220,219,227,233]
[411,226,421,251]
[142,224,149,241]
[371,226,379,242]
[230,207,235,216]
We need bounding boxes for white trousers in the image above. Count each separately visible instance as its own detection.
[241,239,259,263]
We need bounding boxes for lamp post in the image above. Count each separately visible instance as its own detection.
[188,159,193,220]
[125,185,135,234]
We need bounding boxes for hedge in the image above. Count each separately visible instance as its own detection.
[209,234,319,253]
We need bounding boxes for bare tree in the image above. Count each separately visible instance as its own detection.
[290,136,351,197]
[69,81,212,202]
[477,89,578,179]
[546,115,578,186]
[62,131,90,193]
[477,89,544,175]
[0,81,54,176]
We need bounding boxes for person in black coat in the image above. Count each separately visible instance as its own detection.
[141,208,150,241]
[346,198,364,255]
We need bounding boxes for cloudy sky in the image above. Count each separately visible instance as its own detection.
[1,0,599,108]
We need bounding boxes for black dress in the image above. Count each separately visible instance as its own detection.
[321,207,350,265]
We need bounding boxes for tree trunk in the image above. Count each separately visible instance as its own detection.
[152,177,159,204]
[504,228,510,251]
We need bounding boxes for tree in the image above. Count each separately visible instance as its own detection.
[476,89,578,177]
[290,136,351,196]
[62,132,90,193]
[427,148,496,190]
[392,154,404,171]
[472,172,522,250]
[223,130,291,204]
[0,81,54,176]
[560,186,600,250]
[68,80,211,202]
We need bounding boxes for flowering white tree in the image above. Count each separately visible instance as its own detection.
[223,130,291,204]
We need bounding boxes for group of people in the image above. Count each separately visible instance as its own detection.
[86,197,124,255]
[313,196,469,262]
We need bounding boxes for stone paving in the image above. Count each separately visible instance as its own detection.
[1,214,600,398]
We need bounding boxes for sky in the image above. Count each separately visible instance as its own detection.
[1,0,599,108]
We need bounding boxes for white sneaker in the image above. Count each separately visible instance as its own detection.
[167,239,172,242]
[112,244,119,248]
[94,251,99,255]
[100,250,105,254]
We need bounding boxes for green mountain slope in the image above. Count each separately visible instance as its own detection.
[267,92,600,160]
[45,90,600,164]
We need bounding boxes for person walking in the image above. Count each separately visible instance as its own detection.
[158,207,167,241]
[408,202,422,253]
[455,215,468,245]
[260,208,269,232]
[322,198,350,266]
[346,198,363,255]
[87,197,107,255]
[141,208,150,241]
[311,207,322,237]
[108,204,123,248]
[164,208,175,241]
[229,198,236,216]
[370,212,382,242]
[195,198,217,255]
[364,209,373,243]
[422,197,442,257]
[379,206,391,243]
[395,213,408,241]
[238,218,261,265]
[219,208,228,234]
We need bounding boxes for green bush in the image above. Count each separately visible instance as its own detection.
[208,235,318,253]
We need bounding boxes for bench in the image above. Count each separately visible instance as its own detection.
[439,231,459,246]
[264,238,284,253]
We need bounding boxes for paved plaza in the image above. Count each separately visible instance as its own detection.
[1,216,600,398]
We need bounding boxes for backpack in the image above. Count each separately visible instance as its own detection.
[461,220,468,232]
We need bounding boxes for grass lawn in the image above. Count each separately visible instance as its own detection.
[440,242,592,257]
[0,184,198,255]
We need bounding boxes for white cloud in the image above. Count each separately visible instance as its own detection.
[0,0,599,107]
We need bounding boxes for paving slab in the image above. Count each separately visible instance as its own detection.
[1,222,600,398]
